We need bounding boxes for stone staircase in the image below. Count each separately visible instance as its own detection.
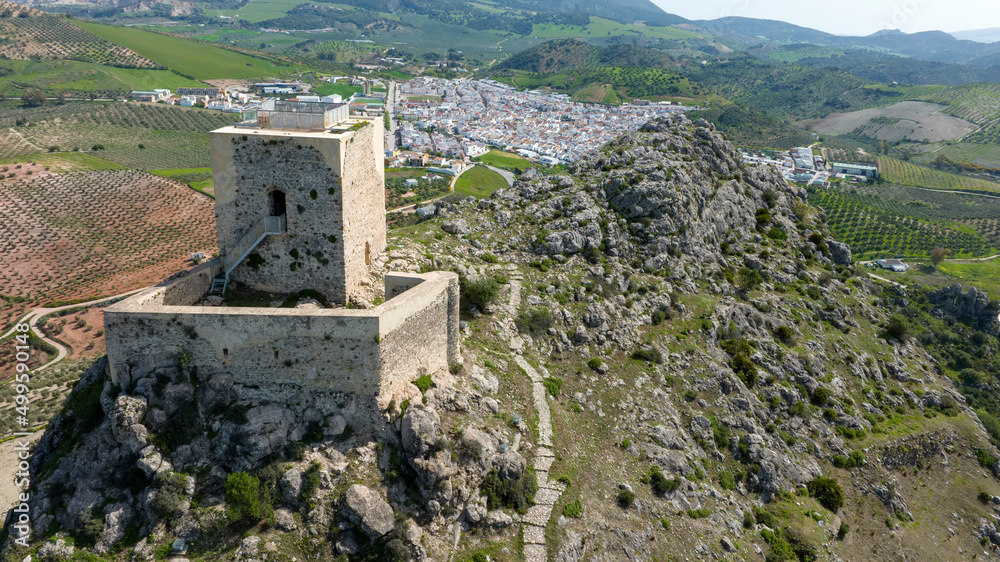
[209,214,286,295]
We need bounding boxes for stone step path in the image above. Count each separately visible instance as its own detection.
[502,267,566,562]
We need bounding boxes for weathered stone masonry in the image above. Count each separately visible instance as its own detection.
[105,104,460,408]
[105,269,460,407]
[211,119,386,305]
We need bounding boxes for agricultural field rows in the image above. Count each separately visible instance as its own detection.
[921,82,1000,124]
[0,101,240,131]
[0,169,217,328]
[2,102,240,169]
[0,132,40,159]
[763,45,842,63]
[0,0,158,68]
[878,156,1000,194]
[71,20,296,79]
[807,186,996,258]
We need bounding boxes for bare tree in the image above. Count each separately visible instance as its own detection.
[931,246,950,268]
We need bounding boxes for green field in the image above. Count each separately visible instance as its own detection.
[71,21,297,80]
[531,17,702,42]
[0,59,203,96]
[879,156,1000,194]
[202,0,312,23]
[473,150,532,172]
[455,165,507,198]
[150,167,214,196]
[0,151,125,172]
[313,82,363,98]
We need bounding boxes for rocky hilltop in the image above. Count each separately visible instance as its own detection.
[6,114,1000,562]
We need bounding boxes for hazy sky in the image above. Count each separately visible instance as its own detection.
[650,0,1000,36]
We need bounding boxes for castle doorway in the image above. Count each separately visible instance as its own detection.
[270,190,286,217]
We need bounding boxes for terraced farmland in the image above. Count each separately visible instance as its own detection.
[0,0,158,68]
[878,156,1000,194]
[1,102,240,170]
[0,132,39,159]
[0,169,217,329]
[921,82,1000,124]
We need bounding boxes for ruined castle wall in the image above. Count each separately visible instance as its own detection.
[104,271,461,403]
[376,274,457,402]
[340,119,387,303]
[210,129,349,303]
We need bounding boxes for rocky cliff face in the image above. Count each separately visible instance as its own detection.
[8,114,1000,562]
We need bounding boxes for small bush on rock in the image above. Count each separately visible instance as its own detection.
[806,476,844,513]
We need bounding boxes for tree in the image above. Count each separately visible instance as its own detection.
[931,246,950,268]
[21,89,45,107]
[736,267,763,293]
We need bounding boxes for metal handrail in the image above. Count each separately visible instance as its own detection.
[222,214,287,277]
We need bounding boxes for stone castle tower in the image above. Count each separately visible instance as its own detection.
[104,101,459,409]
[209,101,386,304]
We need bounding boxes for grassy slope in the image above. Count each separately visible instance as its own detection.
[454,165,507,198]
[71,20,295,79]
[472,150,532,172]
[0,59,203,95]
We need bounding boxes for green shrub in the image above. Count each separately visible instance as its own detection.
[413,374,433,394]
[976,448,999,467]
[719,471,736,491]
[75,507,104,547]
[752,506,779,528]
[543,377,564,397]
[651,309,667,325]
[736,267,763,292]
[806,476,844,512]
[650,466,682,496]
[515,308,553,335]
[773,325,794,344]
[587,357,603,371]
[562,499,583,518]
[225,471,272,522]
[885,314,911,341]
[837,522,849,540]
[481,253,499,263]
[151,471,188,515]
[978,490,992,504]
[631,347,663,364]
[743,510,755,528]
[461,276,500,309]
[299,462,322,503]
[832,450,864,469]
[687,507,712,518]
[481,467,537,514]
[810,387,831,406]
[616,489,635,508]
[767,227,788,241]
[788,402,806,416]
[731,353,758,387]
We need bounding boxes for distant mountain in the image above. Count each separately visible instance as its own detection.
[951,28,1000,43]
[697,17,834,44]
[701,16,1000,66]
[769,47,1000,86]
[492,0,686,27]
[497,38,674,73]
